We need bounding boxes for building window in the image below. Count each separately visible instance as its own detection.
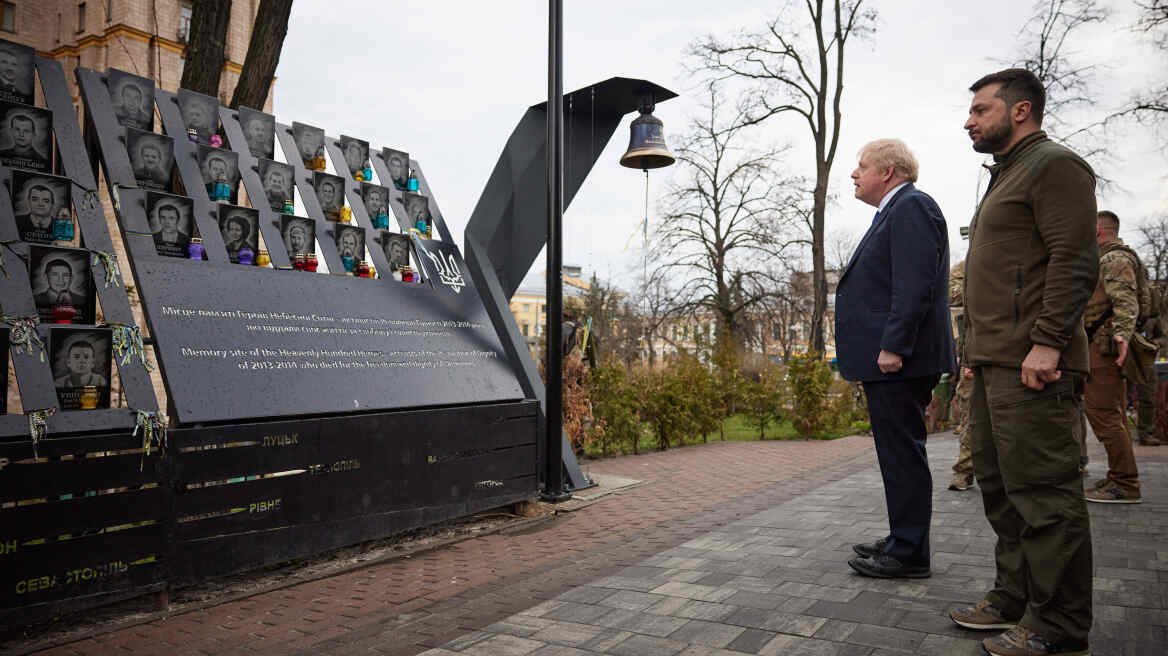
[105,0,112,21]
[522,303,530,312]
[77,3,86,33]
[0,2,14,33]
[521,323,529,337]
[541,304,547,313]
[178,4,192,42]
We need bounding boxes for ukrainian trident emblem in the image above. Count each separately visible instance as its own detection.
[426,249,466,294]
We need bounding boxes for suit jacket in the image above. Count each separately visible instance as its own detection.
[835,184,957,382]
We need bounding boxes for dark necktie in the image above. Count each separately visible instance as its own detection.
[872,210,880,225]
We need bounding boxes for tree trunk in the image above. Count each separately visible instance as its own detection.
[180,0,233,97]
[229,0,294,109]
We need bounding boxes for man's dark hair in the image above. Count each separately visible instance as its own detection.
[9,114,34,131]
[28,183,54,204]
[68,340,95,355]
[45,258,73,276]
[1098,210,1120,233]
[969,68,1046,127]
[157,202,179,219]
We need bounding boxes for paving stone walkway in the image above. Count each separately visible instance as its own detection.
[31,433,1167,656]
[410,437,1167,656]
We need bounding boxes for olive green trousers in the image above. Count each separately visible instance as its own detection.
[970,365,1093,643]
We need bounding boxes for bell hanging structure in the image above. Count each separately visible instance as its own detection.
[619,92,675,171]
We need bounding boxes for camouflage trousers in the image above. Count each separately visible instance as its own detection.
[951,371,973,475]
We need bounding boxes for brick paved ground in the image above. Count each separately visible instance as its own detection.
[32,434,1168,656]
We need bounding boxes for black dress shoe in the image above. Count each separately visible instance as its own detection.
[848,554,931,579]
[852,537,888,558]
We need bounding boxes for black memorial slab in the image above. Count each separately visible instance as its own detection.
[10,169,70,244]
[107,68,155,131]
[0,38,35,105]
[126,128,174,191]
[132,243,523,423]
[198,144,240,203]
[176,88,220,145]
[338,135,369,179]
[27,244,96,325]
[334,223,364,262]
[0,100,51,172]
[217,204,259,264]
[381,232,411,270]
[259,158,294,213]
[382,147,409,191]
[292,121,325,169]
[281,215,315,256]
[238,106,274,160]
[50,326,114,410]
[147,190,195,258]
[313,171,345,221]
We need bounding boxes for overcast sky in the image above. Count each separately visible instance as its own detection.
[272,0,1166,292]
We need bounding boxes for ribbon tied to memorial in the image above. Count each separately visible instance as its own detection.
[92,250,122,288]
[133,409,167,471]
[4,314,45,361]
[26,408,56,459]
[106,322,153,371]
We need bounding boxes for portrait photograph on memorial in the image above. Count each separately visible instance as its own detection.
[126,128,174,191]
[218,205,259,264]
[0,101,51,172]
[108,68,155,131]
[335,224,365,262]
[198,145,240,204]
[382,232,411,270]
[238,106,275,160]
[177,88,220,145]
[382,148,409,191]
[0,38,35,105]
[361,182,390,227]
[146,191,195,258]
[259,158,294,212]
[339,135,369,180]
[50,327,113,411]
[281,215,315,257]
[402,192,431,233]
[313,171,345,221]
[28,245,95,325]
[10,170,71,245]
[292,121,325,169]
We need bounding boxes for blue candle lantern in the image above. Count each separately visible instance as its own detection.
[362,166,372,181]
[341,254,355,273]
[407,175,419,192]
[282,199,294,214]
[374,213,389,230]
[53,210,74,241]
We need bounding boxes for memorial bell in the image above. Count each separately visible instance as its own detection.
[619,92,675,171]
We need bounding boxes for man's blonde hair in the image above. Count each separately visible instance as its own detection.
[860,139,919,183]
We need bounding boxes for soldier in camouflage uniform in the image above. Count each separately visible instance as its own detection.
[1135,281,1164,446]
[1083,210,1142,503]
[948,259,975,491]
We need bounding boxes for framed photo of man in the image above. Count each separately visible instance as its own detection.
[338,135,369,179]
[334,224,365,261]
[280,216,315,257]
[50,327,113,411]
[10,170,70,244]
[218,205,259,265]
[360,182,389,221]
[259,158,294,213]
[313,171,344,221]
[198,145,240,203]
[126,128,174,191]
[238,106,275,160]
[176,88,220,145]
[0,39,35,105]
[402,192,431,230]
[292,121,324,169]
[28,245,95,325]
[381,232,411,270]
[0,101,51,172]
[382,148,409,191]
[146,191,194,258]
[108,68,155,131]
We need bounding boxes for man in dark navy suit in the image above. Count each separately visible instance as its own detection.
[835,139,956,579]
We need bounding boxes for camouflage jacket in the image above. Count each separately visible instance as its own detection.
[1084,238,1139,347]
[949,260,965,311]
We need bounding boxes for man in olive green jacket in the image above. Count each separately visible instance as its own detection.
[948,69,1097,656]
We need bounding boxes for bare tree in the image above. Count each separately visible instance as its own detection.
[1136,215,1168,283]
[688,0,875,355]
[180,0,233,96]
[1006,0,1110,135]
[230,0,295,109]
[1107,1,1168,128]
[651,81,807,355]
